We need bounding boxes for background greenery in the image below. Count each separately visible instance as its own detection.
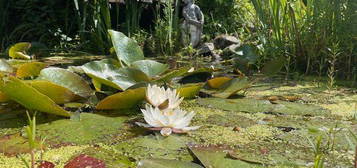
[1,0,356,82]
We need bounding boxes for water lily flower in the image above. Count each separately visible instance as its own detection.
[136,105,200,136]
[146,85,183,112]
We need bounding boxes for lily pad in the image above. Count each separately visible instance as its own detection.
[96,87,146,110]
[189,145,262,168]
[208,77,251,98]
[198,98,328,116]
[138,159,203,168]
[28,80,79,104]
[132,60,168,77]
[108,30,144,65]
[177,84,202,99]
[82,60,150,90]
[0,76,71,117]
[8,42,32,59]
[156,67,191,83]
[38,67,93,98]
[198,98,273,113]
[36,113,128,145]
[207,77,232,89]
[16,62,47,78]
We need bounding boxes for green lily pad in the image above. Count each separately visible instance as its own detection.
[16,62,47,78]
[203,77,251,98]
[96,87,146,110]
[38,67,93,98]
[189,145,262,168]
[108,30,144,65]
[28,80,79,104]
[156,67,191,83]
[132,60,168,77]
[198,98,328,116]
[138,159,203,168]
[82,60,150,90]
[36,113,128,145]
[114,135,194,162]
[0,76,71,117]
[177,84,202,99]
[8,42,32,59]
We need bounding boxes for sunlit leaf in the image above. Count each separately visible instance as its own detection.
[207,77,232,89]
[38,67,93,98]
[132,60,168,77]
[96,87,146,110]
[177,84,202,99]
[0,76,71,117]
[108,30,144,65]
[212,77,251,98]
[28,80,79,104]
[8,42,32,59]
[16,62,47,78]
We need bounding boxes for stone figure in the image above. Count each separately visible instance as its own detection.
[181,0,204,48]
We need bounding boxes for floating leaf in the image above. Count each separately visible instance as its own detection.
[28,80,79,104]
[198,98,328,116]
[0,76,71,117]
[132,60,168,77]
[96,87,146,110]
[189,145,262,168]
[16,62,47,78]
[207,77,232,89]
[108,30,144,65]
[82,60,150,90]
[38,67,93,98]
[177,84,202,99]
[138,159,203,168]
[0,59,14,73]
[156,67,191,83]
[64,154,105,168]
[198,98,274,113]
[211,77,251,98]
[8,42,32,59]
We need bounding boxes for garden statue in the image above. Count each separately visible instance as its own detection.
[181,0,204,48]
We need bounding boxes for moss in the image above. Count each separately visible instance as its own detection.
[321,102,357,119]
[0,145,88,168]
[188,125,279,147]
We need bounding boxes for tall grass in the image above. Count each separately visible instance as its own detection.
[250,0,357,82]
[73,0,112,54]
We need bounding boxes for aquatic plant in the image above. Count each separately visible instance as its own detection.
[136,85,199,136]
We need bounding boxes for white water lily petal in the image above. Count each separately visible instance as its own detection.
[139,84,199,135]
[146,84,183,111]
[172,111,196,129]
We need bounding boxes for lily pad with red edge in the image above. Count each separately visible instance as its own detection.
[64,154,105,168]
